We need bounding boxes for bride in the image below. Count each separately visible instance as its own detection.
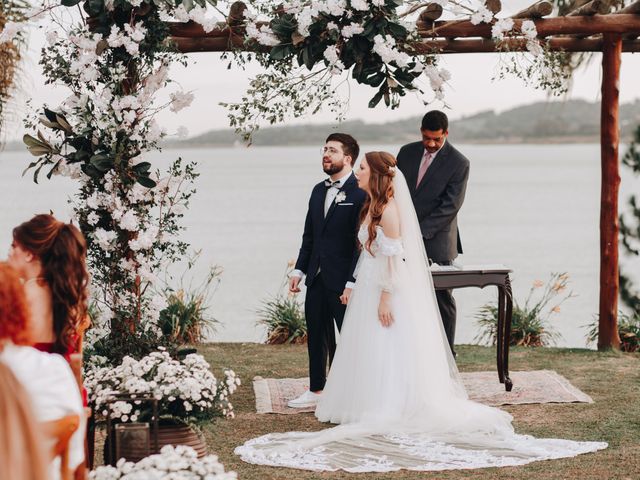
[235,151,607,472]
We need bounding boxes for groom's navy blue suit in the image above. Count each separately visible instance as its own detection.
[295,172,366,391]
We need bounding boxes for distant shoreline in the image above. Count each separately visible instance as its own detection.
[1,137,609,152]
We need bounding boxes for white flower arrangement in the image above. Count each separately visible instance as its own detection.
[334,191,347,204]
[89,445,237,480]
[85,349,241,424]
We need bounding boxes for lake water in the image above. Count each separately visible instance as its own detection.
[1,143,638,348]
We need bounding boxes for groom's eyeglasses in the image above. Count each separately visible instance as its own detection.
[321,147,342,156]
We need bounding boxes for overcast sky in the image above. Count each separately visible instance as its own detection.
[4,1,640,142]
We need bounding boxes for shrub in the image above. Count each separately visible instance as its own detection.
[475,272,575,347]
[257,262,307,344]
[158,261,222,344]
[585,311,640,352]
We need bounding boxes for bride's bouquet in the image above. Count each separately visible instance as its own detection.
[85,348,240,424]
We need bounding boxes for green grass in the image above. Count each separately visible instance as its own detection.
[192,343,640,480]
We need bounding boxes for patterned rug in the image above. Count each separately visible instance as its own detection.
[253,370,594,414]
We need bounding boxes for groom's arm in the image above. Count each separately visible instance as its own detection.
[293,196,314,275]
[419,160,469,239]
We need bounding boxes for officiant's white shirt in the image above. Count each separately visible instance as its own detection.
[0,344,85,476]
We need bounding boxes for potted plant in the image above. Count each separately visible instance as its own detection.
[85,348,240,461]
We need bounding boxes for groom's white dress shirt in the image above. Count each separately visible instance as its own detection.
[292,170,355,289]
[0,343,85,477]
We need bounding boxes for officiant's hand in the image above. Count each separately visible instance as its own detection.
[289,276,302,294]
[339,288,352,305]
[378,293,394,327]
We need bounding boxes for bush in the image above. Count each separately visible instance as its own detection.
[158,262,222,344]
[257,263,307,344]
[475,272,575,347]
[585,311,640,352]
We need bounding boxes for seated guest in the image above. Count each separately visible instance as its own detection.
[0,262,85,476]
[8,214,90,359]
[0,362,48,480]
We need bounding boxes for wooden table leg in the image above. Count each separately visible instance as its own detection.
[503,275,514,391]
[496,284,505,384]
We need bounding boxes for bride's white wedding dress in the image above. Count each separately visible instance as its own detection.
[235,170,607,473]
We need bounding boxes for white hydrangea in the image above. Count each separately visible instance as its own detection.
[521,20,538,40]
[350,0,369,11]
[169,91,195,113]
[246,23,280,46]
[491,17,514,41]
[119,210,139,231]
[93,228,118,252]
[341,24,364,38]
[470,6,493,25]
[323,45,345,74]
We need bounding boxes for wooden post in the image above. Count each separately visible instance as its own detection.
[598,33,623,350]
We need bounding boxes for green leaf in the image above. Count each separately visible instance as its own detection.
[89,153,113,172]
[23,134,46,149]
[137,176,157,188]
[182,0,194,12]
[133,161,152,173]
[302,45,314,70]
[368,90,384,108]
[43,108,58,123]
[387,22,408,39]
[269,44,294,60]
[61,0,82,7]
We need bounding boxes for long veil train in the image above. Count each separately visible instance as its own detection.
[235,169,607,472]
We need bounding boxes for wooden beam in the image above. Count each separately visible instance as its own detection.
[512,0,554,19]
[485,0,501,14]
[567,0,611,16]
[419,3,444,22]
[417,14,640,38]
[172,36,249,52]
[598,32,623,351]
[617,0,640,15]
[409,36,640,53]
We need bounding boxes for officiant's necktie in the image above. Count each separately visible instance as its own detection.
[416,151,435,187]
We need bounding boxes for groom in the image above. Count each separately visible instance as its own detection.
[287,133,366,408]
[397,110,470,357]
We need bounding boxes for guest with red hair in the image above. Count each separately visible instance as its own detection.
[0,262,85,477]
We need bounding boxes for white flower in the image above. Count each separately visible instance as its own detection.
[174,5,190,22]
[470,6,493,25]
[176,126,189,139]
[119,210,139,231]
[246,23,280,46]
[93,228,118,252]
[0,22,23,44]
[335,191,347,204]
[350,0,369,11]
[169,91,195,113]
[87,212,100,226]
[45,30,59,46]
[128,225,159,251]
[521,20,538,40]
[526,39,543,56]
[491,18,514,41]
[341,24,364,39]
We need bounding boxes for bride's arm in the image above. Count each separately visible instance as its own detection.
[378,202,401,327]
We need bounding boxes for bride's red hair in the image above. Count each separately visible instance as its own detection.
[359,151,397,255]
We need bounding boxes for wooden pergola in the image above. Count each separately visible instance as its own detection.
[167,0,640,350]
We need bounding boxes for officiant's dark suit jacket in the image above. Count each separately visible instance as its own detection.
[294,173,366,292]
[397,141,470,262]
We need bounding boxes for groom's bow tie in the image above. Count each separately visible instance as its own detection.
[324,179,341,188]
